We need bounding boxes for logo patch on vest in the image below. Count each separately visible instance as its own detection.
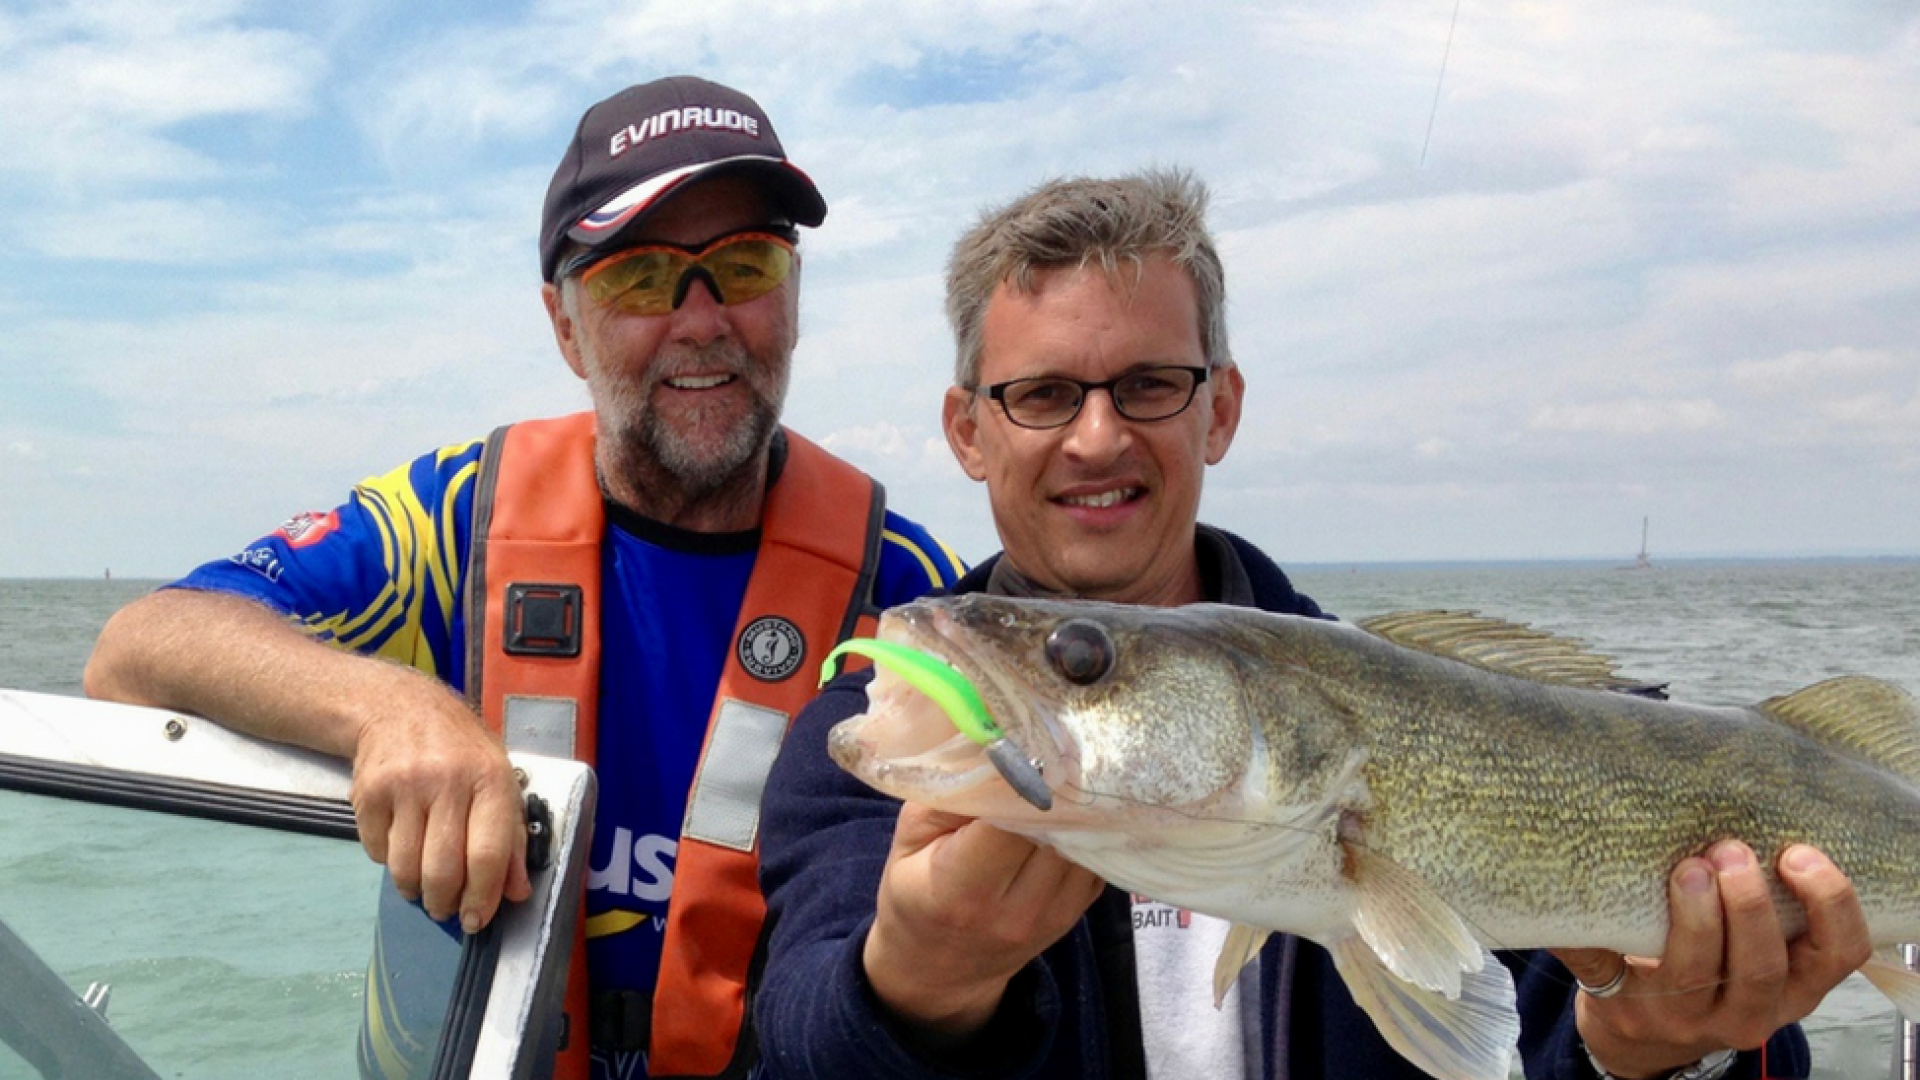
[737,616,804,681]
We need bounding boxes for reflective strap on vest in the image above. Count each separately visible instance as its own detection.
[503,695,579,760]
[683,700,788,852]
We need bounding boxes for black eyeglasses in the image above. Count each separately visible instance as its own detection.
[978,366,1210,430]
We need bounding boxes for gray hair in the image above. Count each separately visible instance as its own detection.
[944,168,1230,387]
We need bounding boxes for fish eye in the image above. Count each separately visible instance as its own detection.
[1045,619,1114,685]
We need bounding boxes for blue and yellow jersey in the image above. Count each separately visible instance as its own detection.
[178,440,486,686]
[174,432,965,1080]
[174,435,964,693]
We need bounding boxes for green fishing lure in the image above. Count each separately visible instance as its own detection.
[821,638,1054,811]
[821,638,998,742]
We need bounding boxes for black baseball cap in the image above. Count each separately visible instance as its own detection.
[539,76,828,282]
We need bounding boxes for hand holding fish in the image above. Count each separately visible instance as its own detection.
[1559,841,1871,1079]
[862,802,1106,1043]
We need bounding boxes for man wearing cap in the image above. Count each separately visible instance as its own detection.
[85,76,963,1080]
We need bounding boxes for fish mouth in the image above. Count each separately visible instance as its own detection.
[828,604,1085,814]
[827,660,1000,802]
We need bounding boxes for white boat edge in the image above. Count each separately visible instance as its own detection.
[0,686,597,1080]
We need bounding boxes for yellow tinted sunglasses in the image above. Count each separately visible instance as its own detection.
[576,230,796,316]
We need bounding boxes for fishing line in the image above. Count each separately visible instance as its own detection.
[1420,0,1465,169]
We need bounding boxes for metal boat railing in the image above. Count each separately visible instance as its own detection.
[1896,945,1920,1080]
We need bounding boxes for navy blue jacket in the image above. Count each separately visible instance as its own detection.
[752,531,1808,1079]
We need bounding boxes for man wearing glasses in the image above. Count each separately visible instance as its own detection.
[752,171,1866,1079]
[85,76,961,1080]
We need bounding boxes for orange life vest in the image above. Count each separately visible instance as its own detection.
[464,411,883,1078]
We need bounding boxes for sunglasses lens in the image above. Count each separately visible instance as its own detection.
[582,234,794,315]
[702,239,793,305]
[583,250,681,314]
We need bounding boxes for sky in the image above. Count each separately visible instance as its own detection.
[2,0,1917,578]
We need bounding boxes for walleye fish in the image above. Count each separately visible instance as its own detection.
[827,594,1920,1080]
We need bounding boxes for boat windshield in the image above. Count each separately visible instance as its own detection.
[0,788,385,1079]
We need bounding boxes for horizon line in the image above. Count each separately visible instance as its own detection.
[6,551,1918,583]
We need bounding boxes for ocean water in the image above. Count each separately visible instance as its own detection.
[3,562,1918,1078]
[0,576,161,699]
[0,789,379,1080]
[0,577,381,1080]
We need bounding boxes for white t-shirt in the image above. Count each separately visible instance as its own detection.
[1132,894,1261,1079]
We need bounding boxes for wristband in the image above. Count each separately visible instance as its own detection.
[1585,1047,1735,1080]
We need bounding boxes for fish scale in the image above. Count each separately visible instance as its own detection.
[1347,644,1920,949]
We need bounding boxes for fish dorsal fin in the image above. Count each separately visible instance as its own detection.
[1358,610,1663,695]
[1756,676,1920,786]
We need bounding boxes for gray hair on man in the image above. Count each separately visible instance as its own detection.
[944,167,1232,388]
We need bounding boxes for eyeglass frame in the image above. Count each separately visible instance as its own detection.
[976,365,1212,430]
[556,223,800,314]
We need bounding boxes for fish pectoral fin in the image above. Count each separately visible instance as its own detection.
[1861,946,1920,1022]
[1212,923,1271,1007]
[1329,935,1517,1080]
[1348,845,1483,997]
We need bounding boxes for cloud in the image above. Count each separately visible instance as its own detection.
[4,1,1919,576]
[1528,399,1726,436]
[0,2,323,191]
[819,421,913,458]
[21,197,271,264]
[1727,347,1909,395]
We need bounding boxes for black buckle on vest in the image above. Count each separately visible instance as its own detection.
[503,583,583,658]
[590,988,653,1052]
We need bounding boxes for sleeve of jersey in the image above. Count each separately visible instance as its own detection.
[870,510,968,609]
[167,441,484,681]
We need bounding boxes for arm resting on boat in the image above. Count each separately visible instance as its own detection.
[83,588,531,931]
